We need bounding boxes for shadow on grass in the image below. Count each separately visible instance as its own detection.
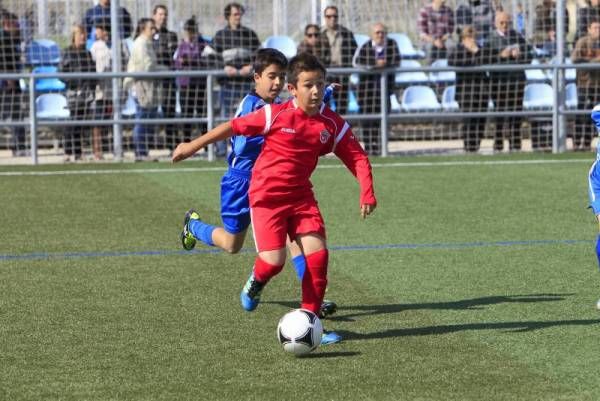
[300,351,361,359]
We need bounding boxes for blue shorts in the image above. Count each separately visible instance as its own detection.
[589,160,600,215]
[221,167,252,234]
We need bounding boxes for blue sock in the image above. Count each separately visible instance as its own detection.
[596,234,600,270]
[189,219,216,247]
[291,255,306,281]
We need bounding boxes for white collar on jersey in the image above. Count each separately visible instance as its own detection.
[291,98,326,114]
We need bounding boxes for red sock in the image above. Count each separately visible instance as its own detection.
[253,256,284,283]
[301,249,329,314]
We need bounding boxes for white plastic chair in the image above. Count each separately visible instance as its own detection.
[395,59,429,86]
[565,82,578,109]
[429,59,456,84]
[522,83,554,109]
[122,92,137,117]
[262,35,297,59]
[390,93,401,112]
[441,85,459,111]
[525,59,548,82]
[36,93,70,118]
[388,33,425,59]
[401,85,441,112]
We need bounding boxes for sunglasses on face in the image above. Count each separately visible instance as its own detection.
[306,32,319,37]
[325,14,338,19]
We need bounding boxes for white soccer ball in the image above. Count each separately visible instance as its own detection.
[277,308,323,356]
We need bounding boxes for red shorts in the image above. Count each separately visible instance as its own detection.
[250,197,326,252]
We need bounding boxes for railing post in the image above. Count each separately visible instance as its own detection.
[207,74,215,162]
[29,76,38,165]
[111,0,123,161]
[554,0,566,153]
[380,71,389,157]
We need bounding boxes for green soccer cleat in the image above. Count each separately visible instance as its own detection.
[180,209,200,251]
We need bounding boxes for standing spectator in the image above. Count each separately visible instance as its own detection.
[175,16,219,144]
[455,0,496,44]
[352,22,400,156]
[60,24,95,161]
[321,5,357,116]
[297,24,331,67]
[0,10,25,156]
[151,4,178,154]
[89,20,112,160]
[449,25,490,152]
[486,11,532,152]
[124,18,168,161]
[418,0,455,64]
[576,0,600,42]
[571,19,600,151]
[83,0,132,41]
[212,2,261,157]
[533,0,569,50]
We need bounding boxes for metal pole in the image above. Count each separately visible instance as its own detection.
[207,75,215,162]
[311,0,318,24]
[29,77,38,165]
[37,0,48,37]
[111,0,123,161]
[553,0,566,153]
[380,73,389,157]
[273,0,280,36]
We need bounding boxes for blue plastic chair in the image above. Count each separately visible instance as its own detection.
[441,85,459,111]
[401,85,441,111]
[347,90,360,113]
[565,82,578,109]
[353,33,369,49]
[387,33,424,60]
[36,93,70,118]
[33,66,66,92]
[26,39,61,65]
[395,59,429,86]
[262,36,297,59]
[522,83,554,109]
[429,59,456,84]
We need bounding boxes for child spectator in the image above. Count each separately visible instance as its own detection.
[89,19,112,160]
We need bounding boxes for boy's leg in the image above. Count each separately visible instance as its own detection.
[240,249,286,311]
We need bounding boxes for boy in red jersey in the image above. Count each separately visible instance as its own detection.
[172,53,376,344]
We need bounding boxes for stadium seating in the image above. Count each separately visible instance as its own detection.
[347,90,360,113]
[353,33,369,48]
[395,59,429,86]
[547,56,576,82]
[429,59,456,84]
[262,35,297,59]
[565,82,577,109]
[387,33,425,60]
[390,93,401,112]
[36,93,70,119]
[26,39,61,66]
[32,66,66,92]
[525,59,549,83]
[401,85,441,111]
[122,92,137,117]
[522,83,554,109]
[441,85,459,112]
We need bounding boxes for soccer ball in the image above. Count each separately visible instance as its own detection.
[277,308,323,356]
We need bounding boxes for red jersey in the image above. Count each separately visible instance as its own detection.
[230,99,377,208]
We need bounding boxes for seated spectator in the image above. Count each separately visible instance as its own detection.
[352,22,400,156]
[455,0,496,44]
[297,24,330,66]
[89,20,112,160]
[418,0,455,64]
[533,0,569,50]
[123,18,168,161]
[60,24,95,161]
[449,25,489,152]
[571,19,600,151]
[83,0,132,41]
[576,0,600,42]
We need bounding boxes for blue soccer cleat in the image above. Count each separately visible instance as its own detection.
[591,104,600,133]
[240,273,265,311]
[321,331,342,345]
[180,209,200,251]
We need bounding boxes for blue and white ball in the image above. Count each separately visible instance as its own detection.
[277,309,323,356]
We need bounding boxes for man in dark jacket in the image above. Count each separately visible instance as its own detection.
[321,5,357,116]
[83,0,132,41]
[352,23,401,155]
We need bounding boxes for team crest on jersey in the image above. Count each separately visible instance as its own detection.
[320,130,331,143]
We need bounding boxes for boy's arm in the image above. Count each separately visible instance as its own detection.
[172,122,233,162]
[332,125,377,218]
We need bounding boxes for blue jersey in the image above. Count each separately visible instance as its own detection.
[227,86,335,171]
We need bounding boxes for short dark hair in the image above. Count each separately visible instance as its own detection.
[224,2,244,18]
[253,48,288,75]
[95,18,111,33]
[184,16,198,33]
[153,4,167,15]
[324,6,338,16]
[304,24,320,35]
[287,52,326,85]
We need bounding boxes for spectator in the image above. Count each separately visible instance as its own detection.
[456,0,496,44]
[533,0,569,50]
[297,24,331,67]
[515,2,526,35]
[352,22,400,156]
[571,19,600,151]
[0,9,25,156]
[449,25,489,152]
[212,2,261,157]
[485,11,532,152]
[151,4,178,154]
[60,24,95,161]
[89,20,112,160]
[83,0,132,41]
[418,0,455,64]
[576,0,600,42]
[175,16,219,144]
[321,5,357,115]
[123,18,168,161]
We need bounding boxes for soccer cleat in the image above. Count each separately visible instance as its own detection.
[180,209,200,251]
[591,104,600,133]
[319,300,338,319]
[321,330,342,345]
[240,273,265,311]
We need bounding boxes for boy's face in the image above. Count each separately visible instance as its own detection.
[254,64,286,103]
[288,70,325,115]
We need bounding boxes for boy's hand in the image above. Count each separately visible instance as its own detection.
[172,142,195,163]
[360,203,376,219]
[330,83,342,92]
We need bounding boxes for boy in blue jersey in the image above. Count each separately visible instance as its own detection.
[589,105,600,308]
[180,49,338,322]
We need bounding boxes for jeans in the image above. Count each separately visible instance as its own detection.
[133,101,158,158]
